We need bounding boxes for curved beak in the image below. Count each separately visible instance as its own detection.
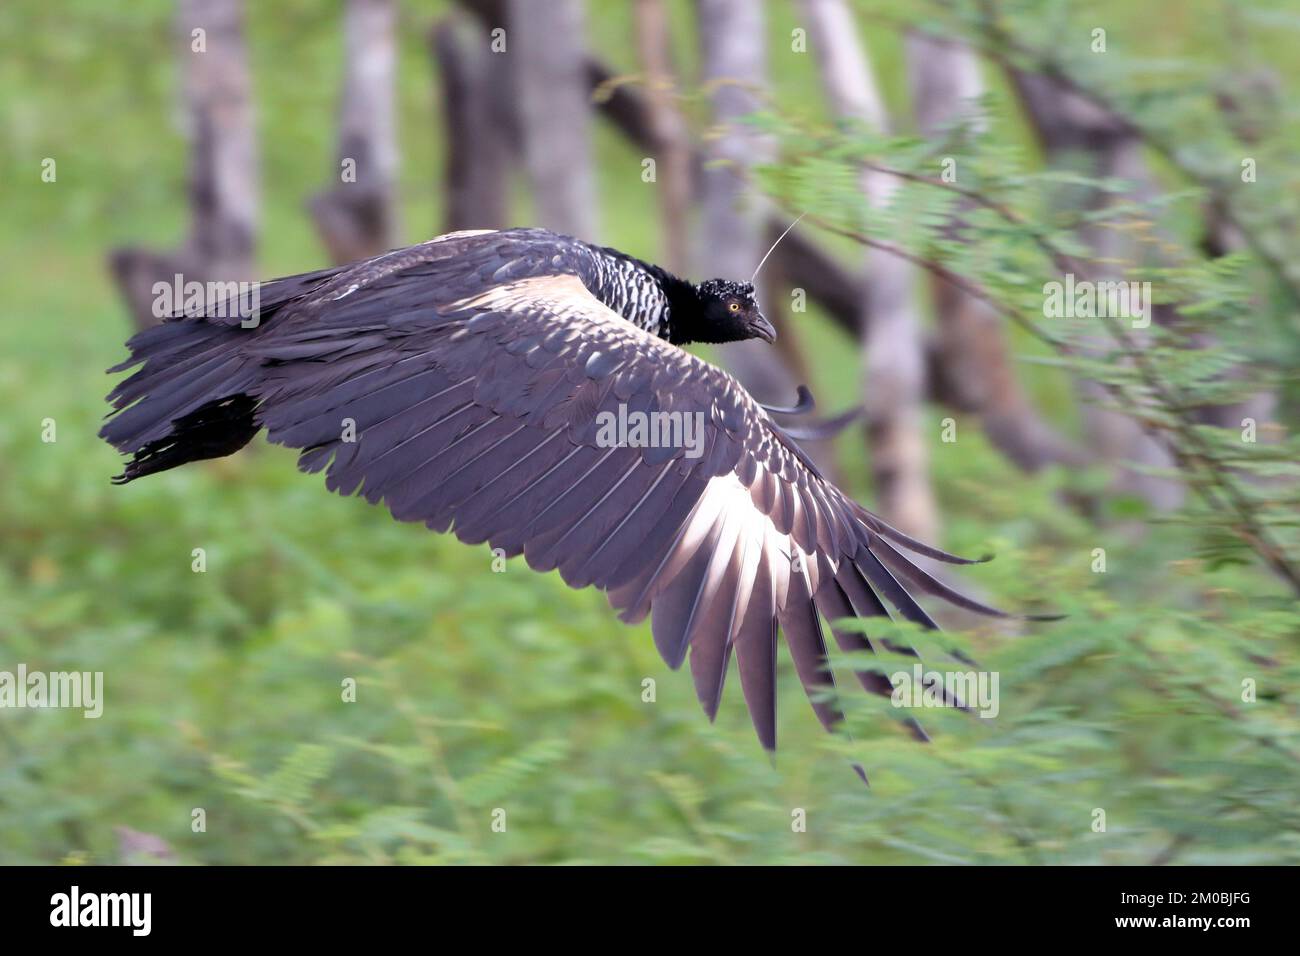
[749,313,777,344]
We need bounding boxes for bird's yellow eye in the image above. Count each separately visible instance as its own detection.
[728,301,741,312]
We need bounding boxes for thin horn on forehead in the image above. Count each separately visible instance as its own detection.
[751,213,806,283]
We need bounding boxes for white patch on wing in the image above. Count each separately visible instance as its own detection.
[675,472,826,621]
[423,229,498,244]
[697,495,747,615]
[729,513,764,641]
[445,274,665,347]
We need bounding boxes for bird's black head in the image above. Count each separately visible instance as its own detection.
[678,278,775,346]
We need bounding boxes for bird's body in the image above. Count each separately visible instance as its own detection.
[102,227,1017,756]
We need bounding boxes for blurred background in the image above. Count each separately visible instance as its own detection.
[2,0,1298,865]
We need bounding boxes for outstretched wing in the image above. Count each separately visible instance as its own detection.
[103,228,1017,752]
[246,260,1006,751]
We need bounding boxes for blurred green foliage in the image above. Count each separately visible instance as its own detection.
[1,0,1298,865]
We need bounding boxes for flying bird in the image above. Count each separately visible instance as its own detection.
[101,227,1030,757]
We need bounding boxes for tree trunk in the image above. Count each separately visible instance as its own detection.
[109,0,258,330]
[309,0,399,264]
[906,32,1087,473]
[508,0,597,239]
[1009,68,1183,510]
[802,0,938,540]
[694,0,816,432]
[431,12,513,232]
[633,0,691,274]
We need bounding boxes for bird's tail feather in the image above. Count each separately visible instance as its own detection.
[99,267,343,482]
[100,318,262,483]
[106,393,261,484]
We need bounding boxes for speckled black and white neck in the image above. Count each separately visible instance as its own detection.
[411,229,719,345]
[573,242,697,343]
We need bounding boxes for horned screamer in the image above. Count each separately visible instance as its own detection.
[102,228,1047,763]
